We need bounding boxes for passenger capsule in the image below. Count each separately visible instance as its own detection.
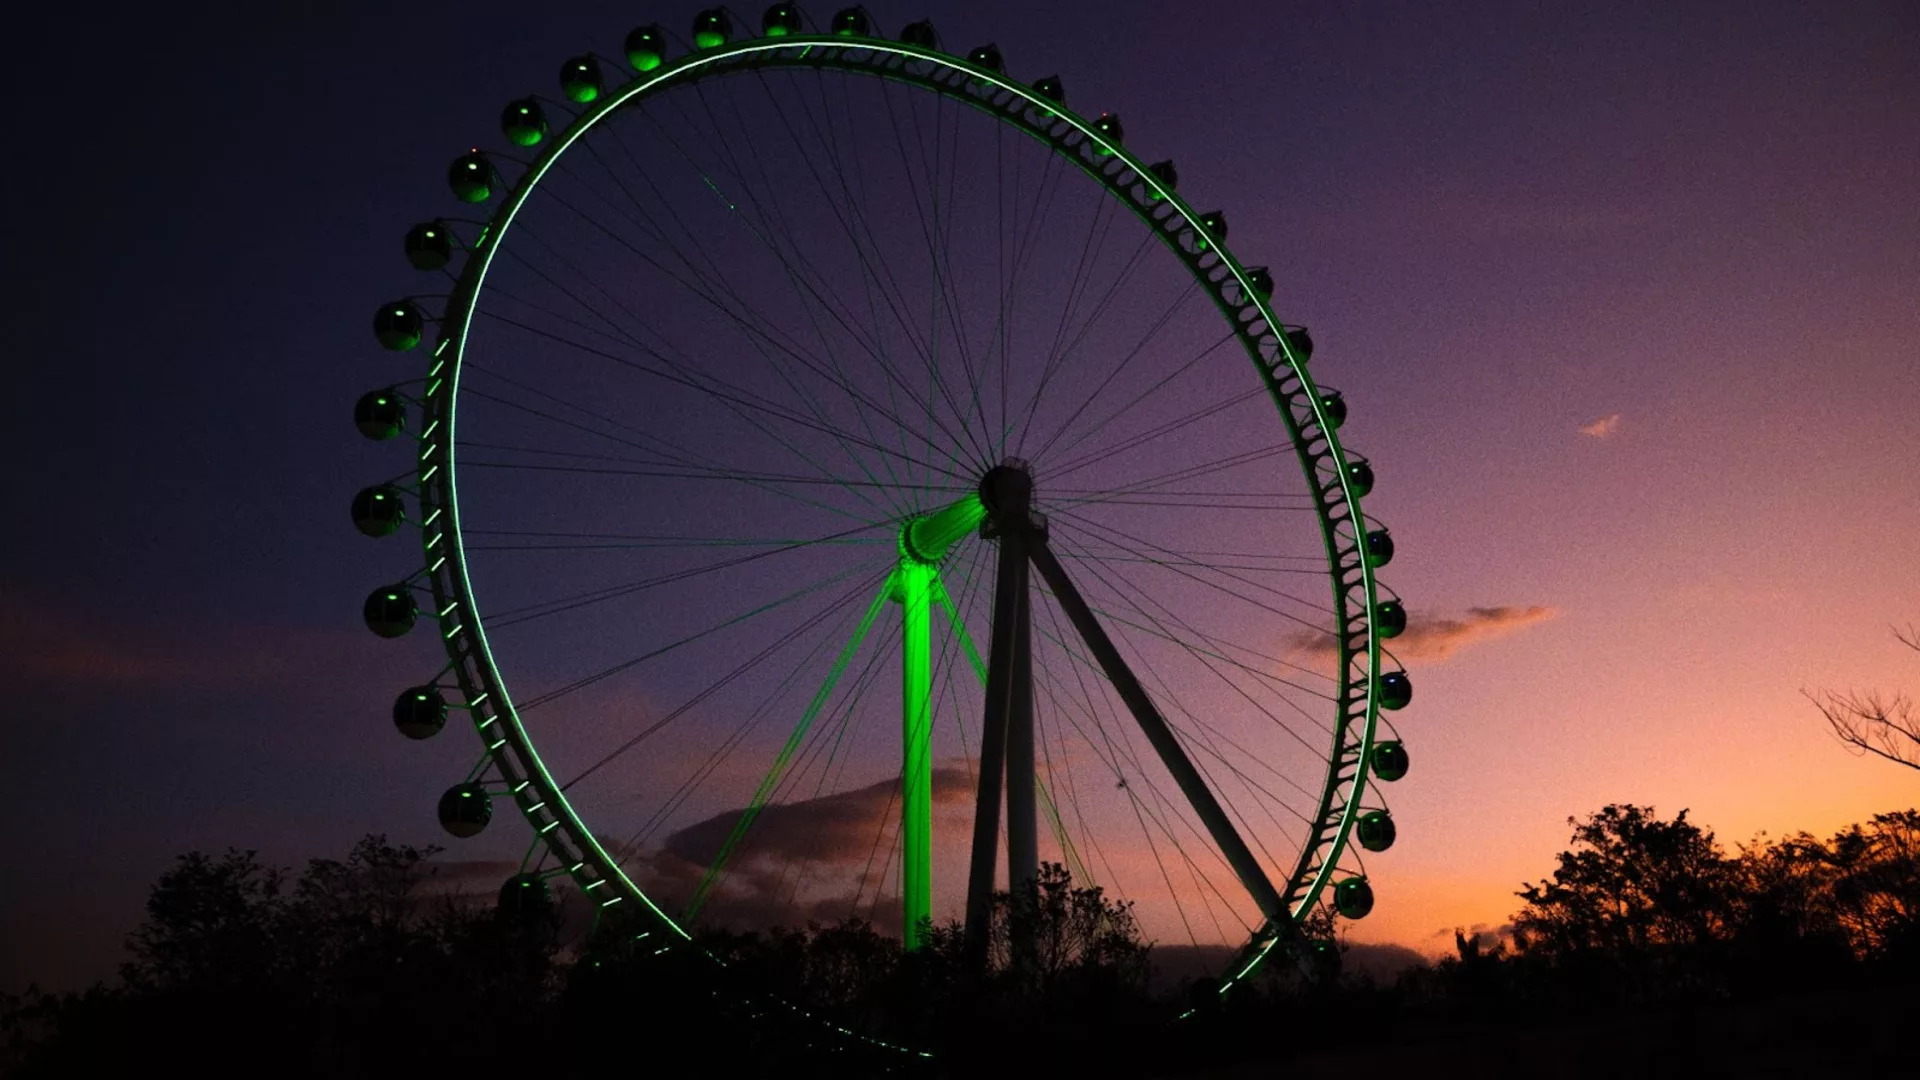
[967,44,1003,71]
[404,222,453,271]
[351,485,406,537]
[501,98,548,147]
[832,7,870,35]
[1373,598,1405,638]
[372,300,424,351]
[498,873,555,922]
[1343,458,1374,497]
[1093,112,1124,154]
[354,390,405,440]
[899,20,938,48]
[448,151,493,203]
[560,55,603,103]
[1318,390,1347,429]
[1195,210,1227,251]
[1246,266,1274,299]
[1378,670,1412,710]
[363,585,418,638]
[1364,528,1394,568]
[1334,877,1375,919]
[393,686,448,740]
[438,782,492,838]
[693,9,732,49]
[1146,159,1177,197]
[1371,740,1409,782]
[1356,809,1397,852]
[1032,74,1065,103]
[762,3,801,36]
[1284,325,1313,363]
[626,25,668,71]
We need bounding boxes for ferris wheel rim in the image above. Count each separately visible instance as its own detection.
[407,28,1389,999]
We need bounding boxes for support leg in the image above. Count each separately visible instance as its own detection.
[899,562,935,950]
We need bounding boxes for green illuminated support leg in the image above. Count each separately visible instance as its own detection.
[896,560,936,950]
[894,490,986,951]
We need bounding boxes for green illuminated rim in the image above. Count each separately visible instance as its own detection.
[410,31,1388,1006]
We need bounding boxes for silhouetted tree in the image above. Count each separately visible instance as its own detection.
[6,836,561,1078]
[1808,624,1919,770]
[1515,804,1736,956]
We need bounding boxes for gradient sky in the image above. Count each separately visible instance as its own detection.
[4,1,1916,992]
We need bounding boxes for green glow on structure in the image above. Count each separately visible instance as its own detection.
[694,30,726,49]
[896,559,935,950]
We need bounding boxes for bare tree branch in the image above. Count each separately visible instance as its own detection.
[1805,626,1920,771]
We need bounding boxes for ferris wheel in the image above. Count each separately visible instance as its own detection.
[353,2,1411,1024]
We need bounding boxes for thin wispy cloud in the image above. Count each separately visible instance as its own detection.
[1288,606,1558,664]
[1579,413,1622,438]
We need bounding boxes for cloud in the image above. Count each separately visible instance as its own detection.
[1579,413,1622,438]
[1287,606,1557,664]
[611,767,976,934]
[661,766,973,868]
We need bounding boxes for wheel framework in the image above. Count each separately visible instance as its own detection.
[363,15,1409,1011]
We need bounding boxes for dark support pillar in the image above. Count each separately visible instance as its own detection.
[965,462,1038,967]
[963,521,1018,965]
[1005,580,1038,968]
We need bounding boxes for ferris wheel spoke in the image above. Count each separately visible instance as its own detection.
[662,84,932,507]
[1014,192,1122,457]
[743,69,929,511]
[1051,535,1325,820]
[634,90,992,478]
[488,206,916,524]
[474,306,975,487]
[1050,432,1306,502]
[874,82,993,473]
[683,578,890,920]
[1026,618,1248,943]
[1041,545,1338,713]
[713,617,903,927]
[1025,539,1287,923]
[1017,227,1161,460]
[458,379,890,527]
[905,86,995,465]
[1040,339,1252,479]
[553,563,891,791]
[622,603,855,857]
[531,157,981,487]
[1050,507,1334,625]
[764,69,969,501]
[692,84,939,522]
[1026,277,1204,465]
[485,521,888,629]
[1034,562,1311,886]
[521,558,886,719]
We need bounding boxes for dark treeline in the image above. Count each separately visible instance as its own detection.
[5,805,1916,1077]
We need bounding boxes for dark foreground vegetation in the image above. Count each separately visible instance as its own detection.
[6,805,1917,1077]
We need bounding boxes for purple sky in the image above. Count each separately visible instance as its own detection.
[4,1,1916,991]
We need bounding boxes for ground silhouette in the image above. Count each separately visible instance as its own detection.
[6,806,1916,1076]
